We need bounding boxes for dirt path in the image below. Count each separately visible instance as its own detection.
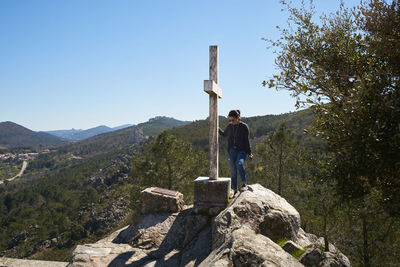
[7,160,28,182]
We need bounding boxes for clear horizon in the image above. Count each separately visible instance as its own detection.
[0,0,360,131]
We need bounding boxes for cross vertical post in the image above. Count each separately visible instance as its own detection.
[204,45,222,180]
[193,45,230,213]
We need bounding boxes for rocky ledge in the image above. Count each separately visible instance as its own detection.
[69,184,351,267]
[0,257,68,267]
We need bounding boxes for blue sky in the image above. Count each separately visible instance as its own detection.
[0,0,360,131]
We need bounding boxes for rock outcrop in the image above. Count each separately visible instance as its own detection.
[69,184,351,267]
[211,184,301,249]
[83,196,130,233]
[0,257,68,267]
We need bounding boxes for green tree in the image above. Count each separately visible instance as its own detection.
[329,189,399,267]
[301,147,337,253]
[256,123,298,195]
[131,131,207,202]
[265,0,400,216]
[265,1,400,265]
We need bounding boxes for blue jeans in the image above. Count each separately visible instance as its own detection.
[228,148,247,191]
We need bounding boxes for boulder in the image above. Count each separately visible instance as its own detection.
[299,248,323,267]
[322,252,351,267]
[259,209,298,242]
[122,212,187,252]
[313,237,339,253]
[296,227,318,248]
[180,226,212,267]
[298,248,351,267]
[199,226,304,267]
[141,187,184,214]
[300,237,351,267]
[212,184,301,248]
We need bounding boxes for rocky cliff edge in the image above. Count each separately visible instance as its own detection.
[69,184,351,267]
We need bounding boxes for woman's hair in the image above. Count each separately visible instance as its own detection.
[228,109,241,118]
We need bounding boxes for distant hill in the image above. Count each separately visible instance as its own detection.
[56,116,191,157]
[46,124,134,141]
[169,109,313,152]
[140,116,191,136]
[112,124,134,131]
[0,121,66,148]
[45,128,82,140]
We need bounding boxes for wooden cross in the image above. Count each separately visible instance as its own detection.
[204,45,222,180]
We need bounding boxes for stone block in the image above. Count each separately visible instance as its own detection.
[193,177,231,212]
[141,187,184,214]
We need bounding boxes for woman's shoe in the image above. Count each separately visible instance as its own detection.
[240,183,248,192]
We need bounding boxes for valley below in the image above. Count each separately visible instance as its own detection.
[0,111,398,266]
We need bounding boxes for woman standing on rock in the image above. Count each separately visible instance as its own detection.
[219,110,253,196]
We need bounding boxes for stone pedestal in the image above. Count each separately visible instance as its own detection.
[141,187,184,214]
[193,177,231,213]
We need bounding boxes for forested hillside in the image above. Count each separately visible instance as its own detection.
[0,122,66,149]
[0,116,191,261]
[1,105,399,265]
[0,111,312,261]
[169,109,313,152]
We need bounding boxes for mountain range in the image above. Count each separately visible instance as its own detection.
[0,117,191,149]
[45,124,134,141]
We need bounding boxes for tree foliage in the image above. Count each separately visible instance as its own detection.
[256,123,298,195]
[131,131,207,201]
[265,0,400,216]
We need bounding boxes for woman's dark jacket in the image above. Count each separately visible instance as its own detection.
[219,122,251,155]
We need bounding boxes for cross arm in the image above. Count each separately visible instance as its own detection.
[204,80,222,98]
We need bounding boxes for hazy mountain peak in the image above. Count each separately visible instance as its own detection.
[46,124,133,141]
